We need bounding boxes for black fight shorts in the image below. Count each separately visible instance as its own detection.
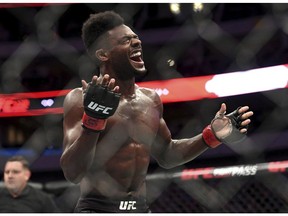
[74,195,150,213]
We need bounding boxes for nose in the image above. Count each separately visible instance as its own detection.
[131,37,141,47]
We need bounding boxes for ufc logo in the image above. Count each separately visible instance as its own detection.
[119,201,137,210]
[87,102,113,114]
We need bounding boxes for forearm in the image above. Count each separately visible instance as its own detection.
[159,134,209,169]
[60,128,100,183]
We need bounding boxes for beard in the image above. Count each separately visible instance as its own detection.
[109,52,147,81]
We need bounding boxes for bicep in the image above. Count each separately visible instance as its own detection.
[151,117,172,162]
[147,89,173,164]
[63,118,82,151]
[62,89,83,150]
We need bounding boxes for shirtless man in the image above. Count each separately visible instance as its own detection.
[60,11,253,213]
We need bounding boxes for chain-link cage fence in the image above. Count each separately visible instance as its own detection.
[0,3,288,213]
[40,161,288,212]
[147,161,288,213]
[148,173,288,213]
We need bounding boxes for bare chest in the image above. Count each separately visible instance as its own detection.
[104,94,161,146]
[121,95,159,138]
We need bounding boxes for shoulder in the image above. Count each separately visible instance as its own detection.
[137,86,161,102]
[137,85,163,115]
[0,187,7,194]
[64,87,82,104]
[27,185,43,194]
[27,186,58,211]
[63,87,83,112]
[28,186,53,201]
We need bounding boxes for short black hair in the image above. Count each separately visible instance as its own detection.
[82,11,124,58]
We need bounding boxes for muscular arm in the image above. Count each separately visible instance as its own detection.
[151,118,208,169]
[60,88,100,184]
[150,94,208,169]
[151,98,253,169]
[60,75,120,184]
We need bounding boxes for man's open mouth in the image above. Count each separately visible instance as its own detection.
[130,50,144,68]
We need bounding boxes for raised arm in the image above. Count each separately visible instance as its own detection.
[60,75,120,183]
[151,118,209,169]
[60,87,100,184]
[151,102,253,169]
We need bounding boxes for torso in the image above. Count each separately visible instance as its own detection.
[80,87,162,199]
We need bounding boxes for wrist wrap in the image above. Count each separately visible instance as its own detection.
[202,124,222,148]
[82,113,107,132]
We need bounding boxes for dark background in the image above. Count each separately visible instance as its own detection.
[0,2,287,178]
[0,3,288,212]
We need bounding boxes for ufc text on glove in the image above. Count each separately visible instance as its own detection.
[82,84,121,132]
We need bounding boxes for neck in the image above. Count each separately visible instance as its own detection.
[9,184,27,198]
[99,67,136,98]
[117,79,136,99]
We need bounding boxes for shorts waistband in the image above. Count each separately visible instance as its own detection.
[74,195,149,213]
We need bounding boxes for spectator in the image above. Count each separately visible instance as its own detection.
[0,155,59,213]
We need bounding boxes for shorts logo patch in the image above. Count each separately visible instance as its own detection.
[119,201,136,210]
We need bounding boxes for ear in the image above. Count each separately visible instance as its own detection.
[24,169,31,181]
[95,49,109,62]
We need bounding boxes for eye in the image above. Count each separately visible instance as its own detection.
[121,37,131,44]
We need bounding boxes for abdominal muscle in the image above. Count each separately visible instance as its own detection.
[80,141,151,199]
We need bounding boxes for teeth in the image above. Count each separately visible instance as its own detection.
[130,52,141,58]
